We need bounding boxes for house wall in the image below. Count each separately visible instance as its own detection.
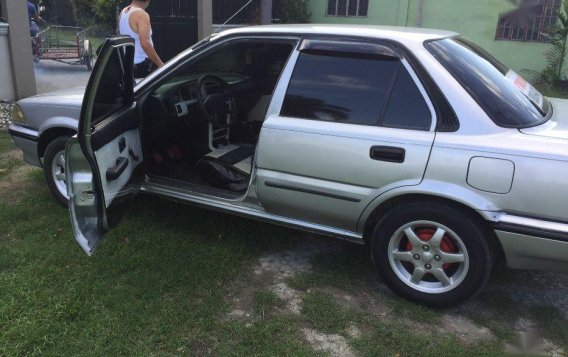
[310,0,408,27]
[309,0,550,74]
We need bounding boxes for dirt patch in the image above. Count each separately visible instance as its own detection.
[440,314,495,345]
[505,318,566,356]
[493,270,568,319]
[227,235,345,319]
[301,328,355,357]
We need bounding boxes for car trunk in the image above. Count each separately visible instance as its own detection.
[520,97,568,141]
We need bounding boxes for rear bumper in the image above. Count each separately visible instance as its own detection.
[493,214,568,272]
[8,124,41,167]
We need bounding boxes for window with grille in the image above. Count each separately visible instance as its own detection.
[496,0,561,42]
[327,0,368,17]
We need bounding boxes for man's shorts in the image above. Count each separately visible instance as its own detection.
[134,58,156,79]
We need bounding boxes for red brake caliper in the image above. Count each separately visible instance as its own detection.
[405,228,457,270]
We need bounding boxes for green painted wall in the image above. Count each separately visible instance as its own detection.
[310,0,409,26]
[309,0,550,74]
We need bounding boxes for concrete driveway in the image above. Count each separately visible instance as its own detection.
[34,59,92,94]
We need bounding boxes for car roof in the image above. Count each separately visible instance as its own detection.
[214,24,458,44]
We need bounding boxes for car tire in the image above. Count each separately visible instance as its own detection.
[43,136,71,207]
[370,201,493,307]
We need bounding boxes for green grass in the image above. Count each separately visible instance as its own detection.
[351,320,503,357]
[0,132,312,355]
[302,290,357,333]
[0,130,14,153]
[0,133,19,174]
[288,243,372,293]
[1,131,566,356]
[253,290,284,318]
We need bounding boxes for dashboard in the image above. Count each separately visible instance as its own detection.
[149,73,258,123]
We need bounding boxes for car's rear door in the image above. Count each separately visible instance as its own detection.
[66,37,143,255]
[256,39,436,232]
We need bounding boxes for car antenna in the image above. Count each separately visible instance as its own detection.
[213,0,256,34]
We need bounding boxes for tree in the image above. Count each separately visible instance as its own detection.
[92,0,122,30]
[279,0,311,23]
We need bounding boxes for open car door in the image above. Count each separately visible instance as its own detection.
[66,36,143,255]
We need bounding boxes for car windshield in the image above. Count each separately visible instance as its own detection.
[425,37,551,128]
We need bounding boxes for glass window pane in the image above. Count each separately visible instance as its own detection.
[281,52,400,125]
[381,68,431,130]
[327,0,337,15]
[93,49,128,123]
[337,0,347,16]
[359,0,369,16]
[426,38,548,127]
[348,0,358,16]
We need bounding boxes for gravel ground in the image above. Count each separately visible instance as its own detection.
[0,101,13,129]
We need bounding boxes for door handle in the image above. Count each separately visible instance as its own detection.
[370,146,405,163]
[106,157,129,181]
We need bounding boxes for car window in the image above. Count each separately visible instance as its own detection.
[281,51,432,130]
[164,40,295,95]
[425,37,550,128]
[381,67,431,130]
[92,48,130,124]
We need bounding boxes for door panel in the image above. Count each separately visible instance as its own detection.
[67,37,142,255]
[256,118,434,231]
[94,127,142,209]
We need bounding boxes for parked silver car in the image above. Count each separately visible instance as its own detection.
[9,25,568,306]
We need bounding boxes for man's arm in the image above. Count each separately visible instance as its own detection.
[134,12,164,68]
[31,6,41,22]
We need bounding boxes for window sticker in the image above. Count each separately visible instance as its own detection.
[505,70,544,110]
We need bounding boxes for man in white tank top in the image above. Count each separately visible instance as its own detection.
[118,0,164,78]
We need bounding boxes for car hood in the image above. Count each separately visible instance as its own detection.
[19,86,85,108]
[520,97,568,141]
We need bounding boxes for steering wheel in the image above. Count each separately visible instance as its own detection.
[196,74,237,128]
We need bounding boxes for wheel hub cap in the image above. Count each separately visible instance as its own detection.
[421,252,434,263]
[388,221,470,294]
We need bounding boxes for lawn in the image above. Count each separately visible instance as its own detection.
[0,131,566,356]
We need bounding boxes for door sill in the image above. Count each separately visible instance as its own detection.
[145,174,246,200]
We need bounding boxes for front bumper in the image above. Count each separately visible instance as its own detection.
[493,214,568,272]
[8,124,41,167]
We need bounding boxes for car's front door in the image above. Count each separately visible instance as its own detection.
[66,37,143,255]
[256,39,437,232]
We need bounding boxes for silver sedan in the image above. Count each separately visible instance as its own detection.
[9,25,568,306]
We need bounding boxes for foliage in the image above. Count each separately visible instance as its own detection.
[41,0,76,25]
[529,0,568,87]
[92,0,122,31]
[278,0,311,23]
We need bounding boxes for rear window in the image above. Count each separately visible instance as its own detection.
[425,37,550,128]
